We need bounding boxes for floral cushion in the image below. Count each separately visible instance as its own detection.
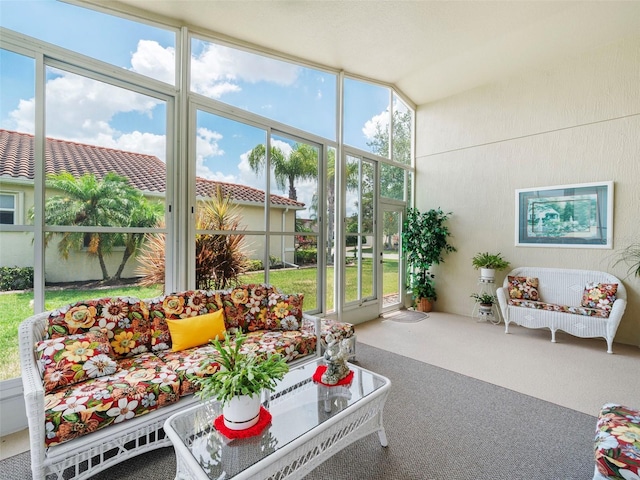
[302,318,356,343]
[155,344,222,397]
[262,293,304,331]
[581,282,618,313]
[36,329,117,394]
[147,290,224,352]
[223,284,277,331]
[43,352,181,446]
[594,403,640,480]
[508,299,611,318]
[240,329,317,364]
[507,276,540,301]
[46,297,151,359]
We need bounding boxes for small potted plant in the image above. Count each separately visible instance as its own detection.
[471,252,510,281]
[190,333,289,430]
[470,292,497,314]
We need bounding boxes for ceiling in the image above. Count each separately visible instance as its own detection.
[82,0,640,106]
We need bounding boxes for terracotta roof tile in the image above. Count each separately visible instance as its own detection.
[0,129,303,208]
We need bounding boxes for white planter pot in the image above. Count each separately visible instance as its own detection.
[480,268,496,281]
[223,393,262,430]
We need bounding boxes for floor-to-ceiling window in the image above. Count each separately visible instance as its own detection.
[0,1,414,395]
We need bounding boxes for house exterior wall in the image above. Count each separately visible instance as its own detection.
[415,35,640,347]
[0,180,299,282]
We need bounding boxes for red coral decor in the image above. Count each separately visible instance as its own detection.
[312,365,354,386]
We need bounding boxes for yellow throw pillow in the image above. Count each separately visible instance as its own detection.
[166,309,226,352]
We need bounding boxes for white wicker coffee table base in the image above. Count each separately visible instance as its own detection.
[165,362,390,480]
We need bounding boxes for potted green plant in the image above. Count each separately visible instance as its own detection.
[402,208,456,312]
[471,252,510,281]
[190,333,289,430]
[470,292,497,314]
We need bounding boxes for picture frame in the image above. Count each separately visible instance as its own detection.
[515,181,613,248]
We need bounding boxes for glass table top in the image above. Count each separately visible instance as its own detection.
[167,358,389,479]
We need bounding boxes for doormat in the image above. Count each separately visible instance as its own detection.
[382,310,428,323]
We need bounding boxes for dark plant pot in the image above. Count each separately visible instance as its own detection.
[417,297,433,312]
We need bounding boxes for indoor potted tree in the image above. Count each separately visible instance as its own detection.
[190,333,289,430]
[402,208,456,312]
[471,252,510,281]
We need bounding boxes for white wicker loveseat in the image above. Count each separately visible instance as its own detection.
[496,267,627,353]
[18,284,354,480]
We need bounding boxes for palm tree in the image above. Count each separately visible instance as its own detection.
[37,172,148,281]
[112,198,164,280]
[247,142,317,201]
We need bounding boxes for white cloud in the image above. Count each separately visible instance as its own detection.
[191,41,300,98]
[195,127,227,179]
[8,67,164,159]
[362,110,389,140]
[112,131,166,161]
[130,40,175,84]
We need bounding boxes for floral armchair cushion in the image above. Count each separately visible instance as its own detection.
[581,282,618,313]
[507,276,540,301]
[36,329,117,394]
[147,290,224,352]
[594,403,640,480]
[46,297,151,359]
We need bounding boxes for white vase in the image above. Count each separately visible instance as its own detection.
[223,393,262,430]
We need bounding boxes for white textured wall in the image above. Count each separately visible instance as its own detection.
[415,35,640,347]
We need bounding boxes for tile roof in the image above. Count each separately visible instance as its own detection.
[0,129,304,208]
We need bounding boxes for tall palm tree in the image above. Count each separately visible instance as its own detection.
[112,198,164,280]
[38,172,145,281]
[247,142,317,201]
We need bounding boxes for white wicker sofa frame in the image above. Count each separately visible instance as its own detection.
[19,288,326,480]
[496,267,627,353]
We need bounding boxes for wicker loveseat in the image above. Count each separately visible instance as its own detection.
[19,283,355,480]
[496,267,627,353]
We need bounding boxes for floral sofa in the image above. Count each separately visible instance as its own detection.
[19,284,355,480]
[496,267,627,353]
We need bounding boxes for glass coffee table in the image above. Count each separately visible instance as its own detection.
[164,358,391,480]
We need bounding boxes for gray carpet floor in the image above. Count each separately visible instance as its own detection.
[0,343,596,479]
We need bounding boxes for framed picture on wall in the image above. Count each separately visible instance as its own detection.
[515,181,613,248]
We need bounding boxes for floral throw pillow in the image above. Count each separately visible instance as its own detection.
[46,297,151,359]
[581,282,617,313]
[264,293,305,331]
[224,284,277,331]
[507,276,540,301]
[36,329,117,394]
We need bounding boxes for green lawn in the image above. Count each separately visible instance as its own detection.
[0,259,399,380]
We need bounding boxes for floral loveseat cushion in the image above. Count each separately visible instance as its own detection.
[43,352,181,446]
[594,403,640,480]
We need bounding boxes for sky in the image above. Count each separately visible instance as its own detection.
[0,0,393,216]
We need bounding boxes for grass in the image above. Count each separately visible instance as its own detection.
[0,285,163,381]
[0,260,399,380]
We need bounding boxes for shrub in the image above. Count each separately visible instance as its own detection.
[0,267,34,291]
[295,248,317,265]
